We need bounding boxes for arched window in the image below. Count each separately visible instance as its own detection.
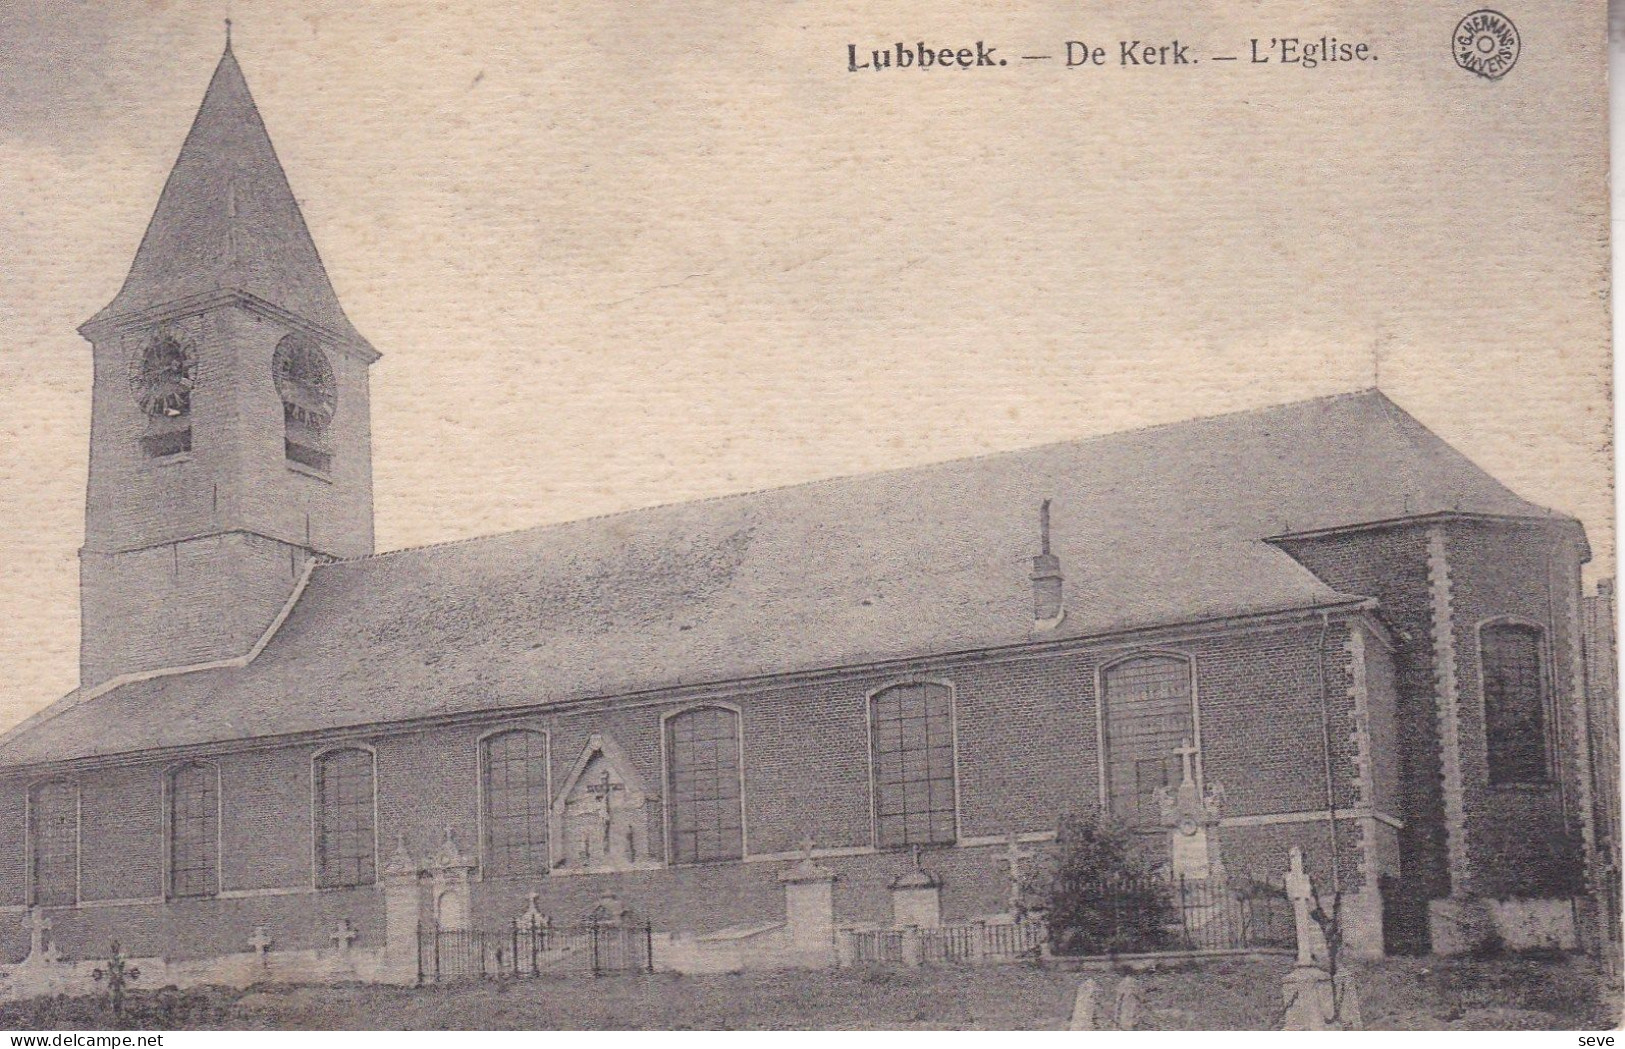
[1102,655,1194,828]
[28,779,77,907]
[168,762,219,898]
[869,683,956,848]
[666,706,744,864]
[482,730,550,876]
[273,333,336,473]
[1482,623,1551,784]
[314,748,376,888]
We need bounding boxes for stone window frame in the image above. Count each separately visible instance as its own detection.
[864,678,962,851]
[1475,615,1557,788]
[310,744,379,890]
[1094,649,1203,826]
[25,777,79,908]
[476,725,553,879]
[659,702,748,866]
[162,760,222,900]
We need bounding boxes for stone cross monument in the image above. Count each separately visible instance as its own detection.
[1155,737,1225,881]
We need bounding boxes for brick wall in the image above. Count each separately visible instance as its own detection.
[1446,520,1586,899]
[0,613,1381,960]
[1276,517,1592,920]
[1277,525,1448,906]
[79,302,374,688]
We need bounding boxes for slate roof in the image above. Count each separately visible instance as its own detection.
[83,45,369,348]
[0,391,1567,770]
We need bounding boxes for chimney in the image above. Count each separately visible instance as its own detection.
[1031,499,1065,628]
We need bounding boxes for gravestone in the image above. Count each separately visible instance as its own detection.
[518,892,550,933]
[999,834,1036,918]
[331,918,358,952]
[1280,847,1360,1030]
[1067,978,1099,1030]
[889,845,941,929]
[1155,739,1225,882]
[781,835,838,962]
[431,827,474,932]
[1068,976,1141,1030]
[379,833,421,985]
[1114,975,1142,1031]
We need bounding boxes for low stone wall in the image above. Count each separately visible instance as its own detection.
[0,946,388,1002]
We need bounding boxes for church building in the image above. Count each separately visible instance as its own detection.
[0,43,1610,974]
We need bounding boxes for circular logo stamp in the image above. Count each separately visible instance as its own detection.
[1454,10,1519,80]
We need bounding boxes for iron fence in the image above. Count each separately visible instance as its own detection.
[419,919,655,982]
[1048,873,1294,956]
[844,920,1046,965]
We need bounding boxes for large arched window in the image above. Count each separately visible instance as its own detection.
[168,762,219,898]
[314,748,376,888]
[869,683,957,849]
[1102,654,1194,828]
[482,729,550,876]
[666,706,744,864]
[28,779,77,907]
[1482,622,1551,785]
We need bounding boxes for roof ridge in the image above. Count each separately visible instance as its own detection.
[339,387,1384,568]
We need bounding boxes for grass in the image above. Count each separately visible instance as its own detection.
[0,954,1616,1030]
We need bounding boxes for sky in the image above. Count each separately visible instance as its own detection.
[0,0,1610,729]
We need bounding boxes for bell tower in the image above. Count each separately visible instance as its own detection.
[77,39,378,688]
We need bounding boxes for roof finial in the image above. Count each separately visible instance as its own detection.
[224,18,233,52]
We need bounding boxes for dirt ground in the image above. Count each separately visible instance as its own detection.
[0,952,1617,1030]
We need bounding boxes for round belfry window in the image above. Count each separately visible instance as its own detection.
[128,331,196,417]
[272,333,336,429]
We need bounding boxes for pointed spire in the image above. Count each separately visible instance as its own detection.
[85,45,369,351]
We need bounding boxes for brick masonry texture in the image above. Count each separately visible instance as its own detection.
[9,518,1593,961]
[0,614,1389,960]
[1276,518,1592,925]
[79,304,374,688]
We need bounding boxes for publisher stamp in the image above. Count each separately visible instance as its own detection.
[1453,9,1519,80]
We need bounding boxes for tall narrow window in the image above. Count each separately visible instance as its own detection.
[1483,623,1551,784]
[314,748,375,888]
[1103,655,1194,828]
[482,730,550,876]
[168,762,219,898]
[666,706,744,864]
[28,780,77,907]
[870,683,956,848]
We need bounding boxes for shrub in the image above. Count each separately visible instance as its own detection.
[1022,811,1178,956]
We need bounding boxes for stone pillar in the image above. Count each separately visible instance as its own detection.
[780,843,838,965]
[380,834,422,986]
[431,828,475,932]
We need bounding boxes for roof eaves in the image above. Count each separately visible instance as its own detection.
[0,590,1379,778]
[79,289,378,363]
[1264,509,1581,545]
